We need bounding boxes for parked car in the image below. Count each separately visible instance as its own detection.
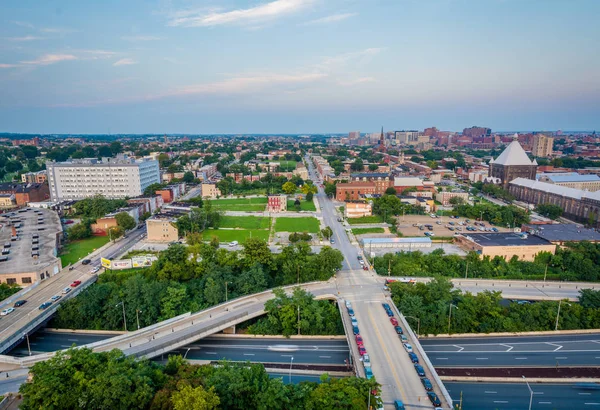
[358,346,367,356]
[427,392,441,407]
[363,265,368,270]
[403,343,413,352]
[356,335,364,346]
[382,303,391,310]
[1,307,15,316]
[353,325,360,335]
[421,378,433,391]
[386,309,394,317]
[348,308,355,316]
[390,317,399,326]
[39,301,52,310]
[351,318,358,327]
[13,300,26,307]
[394,326,403,335]
[408,352,419,363]
[364,367,373,379]
[399,334,408,342]
[346,301,352,309]
[414,364,425,377]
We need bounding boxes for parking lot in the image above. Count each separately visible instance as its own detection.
[396,214,512,238]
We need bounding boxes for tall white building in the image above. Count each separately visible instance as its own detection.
[46,156,160,201]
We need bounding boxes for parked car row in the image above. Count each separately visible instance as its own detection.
[383,302,442,409]
[346,300,374,380]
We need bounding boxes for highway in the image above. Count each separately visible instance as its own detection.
[446,381,600,410]
[308,157,450,408]
[421,333,600,367]
[0,228,146,352]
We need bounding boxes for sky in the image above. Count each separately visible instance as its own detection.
[0,0,598,134]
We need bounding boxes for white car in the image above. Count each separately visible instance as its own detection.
[403,343,413,353]
[430,214,436,218]
[229,241,239,247]
[62,287,72,294]
[345,300,352,309]
[90,266,100,274]
[1,307,15,316]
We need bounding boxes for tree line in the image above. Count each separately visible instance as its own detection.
[374,243,600,282]
[390,277,600,335]
[51,240,344,330]
[452,201,530,227]
[20,349,380,410]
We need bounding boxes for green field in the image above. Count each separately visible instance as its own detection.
[274,217,320,233]
[60,235,111,266]
[208,197,267,212]
[203,229,270,243]
[220,215,271,229]
[352,227,385,235]
[287,199,316,212]
[346,215,384,225]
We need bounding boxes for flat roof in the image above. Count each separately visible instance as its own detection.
[362,237,432,245]
[524,223,600,242]
[459,232,553,247]
[0,208,62,275]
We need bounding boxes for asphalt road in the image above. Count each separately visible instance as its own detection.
[446,381,600,410]
[307,156,446,409]
[0,228,146,350]
[421,333,600,367]
[9,331,111,356]
[0,375,27,395]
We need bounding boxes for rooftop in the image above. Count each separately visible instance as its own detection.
[459,232,553,247]
[490,139,536,166]
[540,173,600,183]
[524,223,600,243]
[361,237,432,245]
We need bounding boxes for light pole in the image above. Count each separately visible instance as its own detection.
[405,315,420,337]
[464,261,469,279]
[522,375,533,410]
[297,305,301,336]
[448,303,458,335]
[184,347,191,359]
[136,309,142,330]
[289,356,294,384]
[25,333,31,356]
[116,301,127,331]
[225,281,230,302]
[555,300,562,331]
[543,263,548,283]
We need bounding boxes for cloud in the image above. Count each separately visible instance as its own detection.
[168,0,315,27]
[13,21,35,29]
[20,54,77,66]
[318,47,386,71]
[0,64,20,69]
[39,27,78,34]
[5,36,45,41]
[121,35,162,41]
[337,77,376,86]
[113,58,137,66]
[301,12,357,25]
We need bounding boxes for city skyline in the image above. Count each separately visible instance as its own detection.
[0,0,598,133]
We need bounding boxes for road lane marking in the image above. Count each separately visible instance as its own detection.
[453,345,464,352]
[243,353,255,356]
[319,355,331,358]
[205,352,217,355]
[436,358,448,360]
[515,357,528,360]
[67,339,79,342]
[500,343,514,352]
[539,402,552,404]
[281,354,293,357]
[484,391,497,394]
[584,403,600,405]
[475,358,488,360]
[580,393,592,395]
[555,357,568,359]
[493,401,508,403]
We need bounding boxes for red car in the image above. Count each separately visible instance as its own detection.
[390,317,399,326]
[70,280,82,287]
[362,265,368,270]
[356,335,364,346]
[358,346,367,356]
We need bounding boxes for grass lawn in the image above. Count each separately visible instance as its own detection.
[274,217,320,233]
[346,215,384,225]
[202,229,270,243]
[220,215,271,230]
[277,160,297,171]
[352,227,385,235]
[208,197,267,212]
[60,235,111,266]
[286,199,316,212]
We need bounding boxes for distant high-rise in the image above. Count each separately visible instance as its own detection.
[349,131,361,139]
[463,126,492,139]
[532,134,553,157]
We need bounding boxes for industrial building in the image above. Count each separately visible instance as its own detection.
[454,232,555,261]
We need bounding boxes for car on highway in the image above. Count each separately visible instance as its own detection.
[363,265,368,270]
[408,352,419,363]
[70,280,81,287]
[394,326,403,334]
[414,364,425,377]
[427,392,441,407]
[393,400,406,410]
[364,366,373,379]
[330,238,335,244]
[1,307,15,316]
[51,295,62,302]
[353,325,360,335]
[351,318,358,327]
[403,343,412,352]
[390,317,399,326]
[382,303,390,310]
[39,301,52,310]
[13,300,26,307]
[348,308,355,316]
[81,259,91,265]
[90,266,100,274]
[357,255,362,260]
[358,346,367,356]
[356,335,364,346]
[421,377,433,391]
[399,334,408,342]
[345,301,352,309]
[385,309,394,317]
[62,287,72,294]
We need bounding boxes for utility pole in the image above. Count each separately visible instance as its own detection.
[297,305,301,335]
[136,309,142,330]
[544,263,548,283]
[225,282,230,302]
[465,261,469,279]
[116,301,127,331]
[555,300,562,331]
[448,303,458,335]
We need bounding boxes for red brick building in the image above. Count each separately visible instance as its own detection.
[336,182,377,201]
[0,182,49,206]
[267,194,287,212]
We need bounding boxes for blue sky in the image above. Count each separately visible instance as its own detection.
[0,0,598,134]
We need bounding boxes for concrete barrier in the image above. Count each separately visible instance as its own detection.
[338,299,361,377]
[440,376,600,383]
[422,328,600,339]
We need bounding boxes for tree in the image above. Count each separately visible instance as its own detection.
[350,158,364,171]
[109,141,123,155]
[368,163,379,171]
[449,196,465,206]
[301,183,318,195]
[116,212,136,230]
[183,171,195,183]
[282,181,297,195]
[21,145,38,159]
[321,226,333,239]
[97,145,112,157]
[535,204,563,220]
[144,183,165,196]
[27,159,41,172]
[384,187,397,196]
[171,384,220,410]
[5,160,22,173]
[324,182,337,197]
[306,191,313,201]
[294,198,301,211]
[67,221,92,240]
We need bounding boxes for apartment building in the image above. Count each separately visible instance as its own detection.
[532,134,553,157]
[46,156,160,201]
[21,170,47,184]
[146,215,179,242]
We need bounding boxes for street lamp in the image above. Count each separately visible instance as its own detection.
[447,303,458,335]
[522,375,533,410]
[289,356,294,384]
[555,300,564,331]
[405,315,421,337]
[184,347,191,360]
[136,309,142,330]
[225,281,231,302]
[115,301,127,332]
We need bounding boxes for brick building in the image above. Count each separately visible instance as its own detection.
[267,194,287,212]
[489,136,537,189]
[0,182,50,206]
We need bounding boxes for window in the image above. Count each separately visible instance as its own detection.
[22,277,32,284]
[6,278,16,284]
